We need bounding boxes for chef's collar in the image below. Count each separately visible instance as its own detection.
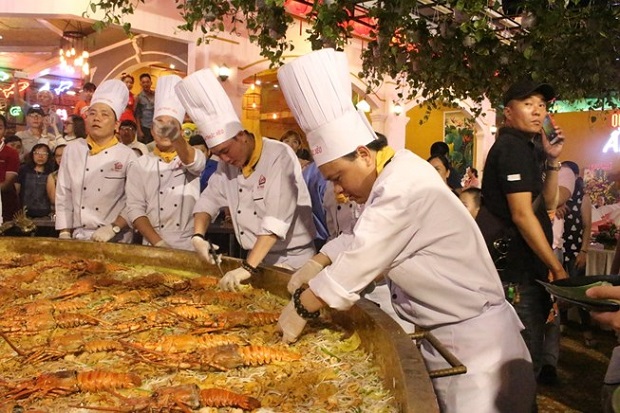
[153,147,177,163]
[375,146,395,174]
[241,133,263,178]
[86,136,119,156]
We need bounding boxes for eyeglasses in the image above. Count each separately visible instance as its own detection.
[33,152,49,156]
[119,126,136,132]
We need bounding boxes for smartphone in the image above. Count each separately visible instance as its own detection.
[542,114,559,144]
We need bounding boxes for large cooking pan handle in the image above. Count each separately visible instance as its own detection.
[409,330,467,378]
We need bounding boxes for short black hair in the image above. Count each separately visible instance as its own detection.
[4,135,22,144]
[427,154,451,170]
[83,82,97,92]
[430,141,449,156]
[140,73,152,81]
[189,134,206,147]
[27,107,45,117]
[120,120,137,130]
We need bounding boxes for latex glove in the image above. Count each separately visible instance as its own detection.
[153,118,181,141]
[91,225,116,242]
[191,236,222,265]
[58,231,72,240]
[278,301,307,343]
[287,259,324,294]
[219,267,251,291]
[155,239,170,248]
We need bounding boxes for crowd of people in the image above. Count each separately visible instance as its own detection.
[2,50,620,413]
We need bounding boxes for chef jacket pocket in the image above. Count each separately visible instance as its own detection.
[252,185,265,202]
[104,171,126,180]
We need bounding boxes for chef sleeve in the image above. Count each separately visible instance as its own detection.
[54,143,76,230]
[257,150,299,239]
[183,147,207,177]
[319,233,355,262]
[309,184,424,311]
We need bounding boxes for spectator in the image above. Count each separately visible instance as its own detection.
[4,135,23,154]
[118,119,149,156]
[459,187,481,219]
[46,144,66,208]
[280,129,303,153]
[35,90,63,136]
[430,141,463,192]
[55,79,137,243]
[16,143,54,218]
[134,73,155,144]
[0,117,20,223]
[463,166,481,189]
[296,146,329,251]
[56,114,86,146]
[120,73,139,125]
[16,107,56,161]
[189,134,218,192]
[73,82,97,119]
[479,79,567,395]
[427,154,452,187]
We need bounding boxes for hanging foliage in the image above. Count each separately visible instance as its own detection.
[85,0,619,115]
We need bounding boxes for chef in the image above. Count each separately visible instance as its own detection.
[276,49,536,413]
[55,80,136,242]
[175,69,316,290]
[125,75,206,250]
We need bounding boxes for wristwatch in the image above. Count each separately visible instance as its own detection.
[546,161,561,171]
[112,225,122,234]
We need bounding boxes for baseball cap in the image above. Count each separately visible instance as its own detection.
[26,107,45,117]
[502,79,555,106]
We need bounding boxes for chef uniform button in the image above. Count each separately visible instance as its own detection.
[174,204,178,207]
[237,210,241,214]
[98,188,101,192]
[100,169,104,172]
[392,294,397,299]
[349,204,353,208]
[160,208,164,211]
[83,187,87,190]
[86,168,89,171]
[171,187,175,190]
[253,211,257,215]
[83,224,86,227]
[160,191,163,195]
[161,225,164,229]
[81,206,85,209]
[160,174,164,178]
[95,207,99,211]
[339,231,343,235]
[176,224,180,227]
[239,189,242,192]
[240,231,244,235]
[337,205,342,210]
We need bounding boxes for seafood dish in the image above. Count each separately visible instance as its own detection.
[0,243,416,412]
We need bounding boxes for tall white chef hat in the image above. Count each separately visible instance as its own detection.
[154,74,185,125]
[277,48,376,166]
[175,68,243,149]
[90,79,129,120]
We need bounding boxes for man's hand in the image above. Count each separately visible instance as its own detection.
[277,301,307,343]
[155,239,170,248]
[587,286,620,332]
[153,118,181,141]
[218,267,251,291]
[91,225,116,242]
[542,126,565,160]
[287,259,324,294]
[191,236,221,265]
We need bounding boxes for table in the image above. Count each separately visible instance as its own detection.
[586,244,616,276]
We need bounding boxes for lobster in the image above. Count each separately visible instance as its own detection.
[0,312,104,334]
[2,370,141,400]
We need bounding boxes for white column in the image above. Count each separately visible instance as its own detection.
[385,114,410,150]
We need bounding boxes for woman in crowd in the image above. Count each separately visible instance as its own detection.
[46,144,65,207]
[463,166,481,189]
[120,73,139,125]
[56,115,86,146]
[16,143,54,218]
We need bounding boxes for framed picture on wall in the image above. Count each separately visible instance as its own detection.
[443,110,475,178]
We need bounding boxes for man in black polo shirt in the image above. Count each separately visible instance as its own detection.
[481,79,567,382]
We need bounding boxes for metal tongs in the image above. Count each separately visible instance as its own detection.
[209,241,225,277]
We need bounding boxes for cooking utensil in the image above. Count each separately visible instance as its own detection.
[537,275,620,312]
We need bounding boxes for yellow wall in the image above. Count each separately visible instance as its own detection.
[405,104,451,159]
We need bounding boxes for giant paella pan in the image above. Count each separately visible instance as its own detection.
[0,237,439,412]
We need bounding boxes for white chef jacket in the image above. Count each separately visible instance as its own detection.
[323,181,363,242]
[125,149,206,250]
[309,149,535,413]
[193,138,316,269]
[55,139,136,242]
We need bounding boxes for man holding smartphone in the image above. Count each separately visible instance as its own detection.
[480,79,567,404]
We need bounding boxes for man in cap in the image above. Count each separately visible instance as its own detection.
[276,49,536,413]
[16,107,56,162]
[480,79,567,385]
[55,79,137,242]
[175,68,316,290]
[125,75,206,251]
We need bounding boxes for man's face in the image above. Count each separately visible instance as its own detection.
[140,76,152,92]
[27,112,43,129]
[503,93,547,135]
[37,91,53,107]
[211,132,253,168]
[86,103,118,141]
[118,124,137,145]
[83,89,95,103]
[319,147,376,204]
[7,141,22,153]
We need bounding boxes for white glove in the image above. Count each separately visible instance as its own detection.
[155,239,170,248]
[287,259,324,294]
[191,236,222,265]
[218,267,252,291]
[278,301,307,343]
[58,231,72,240]
[153,118,181,141]
[91,225,116,242]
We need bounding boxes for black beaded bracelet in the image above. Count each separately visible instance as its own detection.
[293,287,321,320]
[241,260,259,274]
[192,233,205,239]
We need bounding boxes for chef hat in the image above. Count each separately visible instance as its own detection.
[154,75,186,124]
[175,68,243,149]
[90,79,128,120]
[277,49,376,166]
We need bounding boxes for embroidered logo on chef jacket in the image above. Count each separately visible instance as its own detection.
[507,174,521,182]
[258,175,266,188]
[113,162,123,171]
